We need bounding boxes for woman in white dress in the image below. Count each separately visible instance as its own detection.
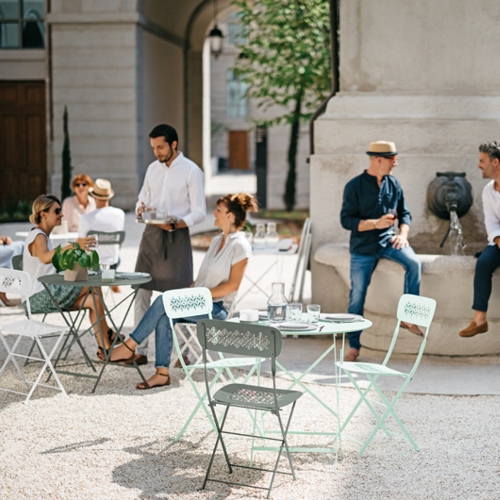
[106,193,258,389]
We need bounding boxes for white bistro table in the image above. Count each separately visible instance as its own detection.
[231,314,372,455]
[15,231,78,242]
[235,244,298,306]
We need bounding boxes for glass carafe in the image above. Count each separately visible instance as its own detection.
[265,222,279,249]
[253,223,266,250]
[267,282,288,323]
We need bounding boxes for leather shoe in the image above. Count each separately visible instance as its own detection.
[459,321,488,337]
[344,348,360,362]
[174,354,190,368]
[400,321,424,337]
[125,354,148,365]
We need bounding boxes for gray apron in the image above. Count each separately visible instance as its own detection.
[134,225,193,292]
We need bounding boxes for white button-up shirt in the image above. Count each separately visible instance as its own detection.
[135,152,206,227]
[482,180,500,245]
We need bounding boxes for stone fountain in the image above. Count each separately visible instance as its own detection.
[309,0,500,356]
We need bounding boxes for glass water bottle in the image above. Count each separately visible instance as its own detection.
[265,222,279,249]
[253,223,266,250]
[267,282,288,323]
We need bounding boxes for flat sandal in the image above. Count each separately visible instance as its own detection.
[99,341,135,363]
[136,372,170,390]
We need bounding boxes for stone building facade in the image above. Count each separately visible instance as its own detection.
[0,0,311,212]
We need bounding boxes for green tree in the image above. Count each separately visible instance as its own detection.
[61,106,73,201]
[234,0,331,211]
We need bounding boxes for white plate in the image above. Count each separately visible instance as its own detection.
[259,310,269,319]
[115,272,150,279]
[320,313,362,322]
[278,322,316,331]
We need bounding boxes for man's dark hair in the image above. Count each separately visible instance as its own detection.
[479,141,500,162]
[149,124,178,147]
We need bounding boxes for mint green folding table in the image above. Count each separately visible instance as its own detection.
[232,314,373,455]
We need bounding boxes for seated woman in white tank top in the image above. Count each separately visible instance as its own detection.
[24,194,117,357]
[105,193,258,390]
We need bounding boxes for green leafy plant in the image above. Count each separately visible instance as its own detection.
[52,243,99,272]
[233,0,332,211]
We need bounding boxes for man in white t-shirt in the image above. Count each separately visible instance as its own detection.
[460,141,500,338]
[78,178,125,271]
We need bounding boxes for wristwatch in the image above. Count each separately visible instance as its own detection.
[170,223,176,231]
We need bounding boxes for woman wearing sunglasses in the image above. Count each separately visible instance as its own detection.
[61,174,96,232]
[23,194,115,355]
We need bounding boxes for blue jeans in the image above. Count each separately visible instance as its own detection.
[130,295,227,368]
[472,245,500,312]
[347,244,421,350]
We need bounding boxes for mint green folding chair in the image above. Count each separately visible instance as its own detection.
[197,319,302,499]
[162,288,263,441]
[337,294,436,455]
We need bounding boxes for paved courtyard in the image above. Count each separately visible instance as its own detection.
[1,202,500,499]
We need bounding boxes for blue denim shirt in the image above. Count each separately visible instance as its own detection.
[340,170,412,255]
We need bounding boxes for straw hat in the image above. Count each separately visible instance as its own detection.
[89,178,115,200]
[366,141,398,157]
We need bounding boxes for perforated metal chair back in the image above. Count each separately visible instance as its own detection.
[197,318,282,359]
[86,230,125,246]
[0,268,32,317]
[162,287,213,320]
[397,293,436,331]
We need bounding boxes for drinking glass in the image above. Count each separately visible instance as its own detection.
[90,234,98,249]
[307,304,321,324]
[387,208,398,220]
[288,302,303,322]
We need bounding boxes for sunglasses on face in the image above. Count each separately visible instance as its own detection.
[75,183,88,187]
[44,207,62,215]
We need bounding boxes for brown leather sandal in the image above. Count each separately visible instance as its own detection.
[136,371,171,390]
[99,341,135,363]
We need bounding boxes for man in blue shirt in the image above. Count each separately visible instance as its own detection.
[340,141,422,361]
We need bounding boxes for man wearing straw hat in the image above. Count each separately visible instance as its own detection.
[340,141,422,361]
[78,178,125,277]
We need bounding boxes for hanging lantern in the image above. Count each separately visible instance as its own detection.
[208,25,224,59]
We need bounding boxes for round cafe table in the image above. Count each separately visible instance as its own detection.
[232,313,372,455]
[38,272,151,392]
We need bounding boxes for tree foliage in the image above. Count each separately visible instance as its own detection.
[233,0,331,210]
[61,106,73,202]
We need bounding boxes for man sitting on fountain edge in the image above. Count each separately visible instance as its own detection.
[459,141,500,338]
[340,141,423,362]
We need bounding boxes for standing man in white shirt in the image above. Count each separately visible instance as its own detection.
[460,141,500,338]
[78,178,125,271]
[133,124,206,364]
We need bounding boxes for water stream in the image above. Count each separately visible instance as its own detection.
[449,210,466,255]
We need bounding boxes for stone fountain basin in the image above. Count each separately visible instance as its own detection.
[314,243,500,356]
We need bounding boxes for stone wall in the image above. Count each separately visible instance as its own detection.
[310,0,500,318]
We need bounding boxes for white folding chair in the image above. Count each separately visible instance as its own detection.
[171,296,237,368]
[0,268,69,403]
[337,294,437,454]
[162,287,263,441]
[288,217,311,302]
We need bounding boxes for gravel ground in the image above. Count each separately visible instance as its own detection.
[1,314,499,500]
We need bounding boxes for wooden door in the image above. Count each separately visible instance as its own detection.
[0,81,46,210]
[228,130,249,170]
